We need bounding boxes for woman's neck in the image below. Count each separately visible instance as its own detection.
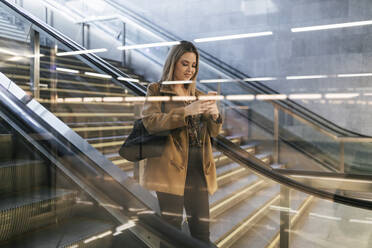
[173,84,188,96]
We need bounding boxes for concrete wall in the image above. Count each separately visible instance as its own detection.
[116,0,372,135]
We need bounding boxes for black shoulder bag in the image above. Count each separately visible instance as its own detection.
[119,100,170,162]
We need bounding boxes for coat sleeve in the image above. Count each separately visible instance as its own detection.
[206,114,223,137]
[141,83,187,134]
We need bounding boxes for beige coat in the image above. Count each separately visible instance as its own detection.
[141,82,222,196]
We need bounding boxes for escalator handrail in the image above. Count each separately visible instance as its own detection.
[103,0,372,140]
[3,0,372,214]
[214,135,372,210]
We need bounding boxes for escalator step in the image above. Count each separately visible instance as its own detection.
[0,160,48,195]
[0,134,12,161]
[0,218,117,248]
[0,188,78,242]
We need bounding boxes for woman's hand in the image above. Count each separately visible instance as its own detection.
[205,102,219,120]
[184,100,209,116]
[205,91,219,120]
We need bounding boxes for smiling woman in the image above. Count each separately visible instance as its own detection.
[141,41,222,247]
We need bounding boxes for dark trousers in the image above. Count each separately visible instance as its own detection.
[156,146,211,245]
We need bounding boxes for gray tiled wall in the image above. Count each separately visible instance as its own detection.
[120,0,372,134]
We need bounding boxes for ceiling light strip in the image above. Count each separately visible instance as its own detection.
[337,73,372,78]
[84,72,112,79]
[194,31,273,43]
[286,75,328,80]
[243,77,277,81]
[117,41,180,50]
[56,67,79,74]
[292,20,372,32]
[56,48,107,56]
[117,76,140,83]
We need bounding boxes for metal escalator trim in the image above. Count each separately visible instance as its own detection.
[275,169,372,192]
[38,99,134,106]
[91,140,123,148]
[210,179,265,218]
[216,194,280,248]
[18,85,126,96]
[217,167,248,183]
[266,195,314,248]
[72,125,133,132]
[54,112,134,117]
[6,74,126,89]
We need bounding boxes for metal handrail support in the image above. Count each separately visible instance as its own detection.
[274,169,372,193]
[30,29,40,99]
[280,186,290,248]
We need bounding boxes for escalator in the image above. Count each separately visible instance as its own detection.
[0,1,372,248]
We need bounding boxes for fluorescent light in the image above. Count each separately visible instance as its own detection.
[25,54,45,58]
[56,48,107,56]
[286,75,328,80]
[103,97,124,102]
[364,93,372,96]
[8,56,23,61]
[64,98,82,102]
[84,72,112,79]
[117,41,180,50]
[97,231,112,238]
[0,48,18,56]
[0,48,44,58]
[113,221,136,236]
[337,73,372,78]
[194,31,273,43]
[256,94,287,100]
[125,96,146,102]
[325,93,359,99]
[309,213,341,221]
[292,20,372,32]
[198,95,224,101]
[147,96,171,102]
[243,77,276,82]
[84,97,102,102]
[172,96,197,101]
[117,76,140,83]
[56,67,79,74]
[226,95,255,101]
[200,79,238,83]
[162,80,192,85]
[84,236,98,243]
[349,219,372,224]
[289,94,322,100]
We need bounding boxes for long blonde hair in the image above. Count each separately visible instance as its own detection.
[160,41,199,88]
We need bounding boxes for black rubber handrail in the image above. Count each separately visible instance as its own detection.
[274,169,372,181]
[2,0,372,212]
[104,0,372,139]
[214,135,372,210]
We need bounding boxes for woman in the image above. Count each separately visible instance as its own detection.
[141,41,222,245]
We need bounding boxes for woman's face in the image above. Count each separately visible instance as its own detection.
[173,52,197,81]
